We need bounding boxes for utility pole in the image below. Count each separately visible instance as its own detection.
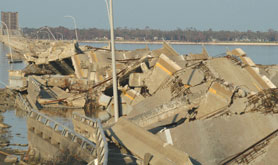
[109,0,119,122]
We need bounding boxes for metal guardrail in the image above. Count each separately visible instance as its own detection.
[17,93,102,163]
[72,112,109,165]
[29,77,41,91]
[29,77,58,98]
[28,110,97,156]
[17,92,33,112]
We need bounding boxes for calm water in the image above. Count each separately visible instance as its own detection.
[0,44,25,87]
[81,42,278,65]
[0,43,27,149]
[3,110,28,150]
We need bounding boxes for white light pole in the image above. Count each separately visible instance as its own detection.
[107,0,119,122]
[36,26,57,41]
[45,26,57,41]
[64,15,78,41]
[56,32,64,40]
[1,21,13,63]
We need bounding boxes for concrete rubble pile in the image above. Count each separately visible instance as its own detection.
[11,39,278,165]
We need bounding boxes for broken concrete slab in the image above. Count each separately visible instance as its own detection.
[186,47,209,60]
[151,42,180,57]
[226,48,246,57]
[8,70,27,90]
[107,97,133,117]
[98,93,112,107]
[121,89,142,106]
[252,136,278,165]
[258,64,278,87]
[179,69,205,87]
[158,113,278,165]
[226,48,271,90]
[127,88,173,119]
[206,57,264,92]
[145,54,182,94]
[196,82,233,119]
[51,86,72,99]
[129,97,197,129]
[66,93,86,108]
[107,118,193,165]
[261,75,277,88]
[129,73,145,87]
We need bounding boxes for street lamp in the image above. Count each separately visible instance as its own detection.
[45,26,57,41]
[0,21,13,63]
[104,0,119,122]
[64,15,78,41]
[36,26,57,41]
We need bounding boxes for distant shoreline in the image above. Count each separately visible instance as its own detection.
[82,40,278,46]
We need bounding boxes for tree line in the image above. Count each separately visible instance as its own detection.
[22,26,278,42]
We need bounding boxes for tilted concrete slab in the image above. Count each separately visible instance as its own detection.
[107,118,192,165]
[252,136,278,165]
[186,47,209,60]
[121,89,142,106]
[206,57,263,92]
[158,113,278,165]
[145,54,182,94]
[71,54,88,78]
[180,69,205,87]
[129,97,197,129]
[127,87,172,119]
[227,48,271,90]
[196,82,233,119]
[129,73,145,87]
[152,42,180,57]
[51,86,72,99]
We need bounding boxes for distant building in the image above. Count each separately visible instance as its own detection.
[116,37,124,41]
[1,11,19,35]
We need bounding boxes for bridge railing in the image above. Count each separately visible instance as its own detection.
[17,93,108,163]
[28,110,97,156]
[72,112,109,165]
[17,92,33,112]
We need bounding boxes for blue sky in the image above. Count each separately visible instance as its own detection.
[1,0,277,31]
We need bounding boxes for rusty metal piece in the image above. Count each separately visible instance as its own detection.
[246,88,278,114]
[220,129,278,165]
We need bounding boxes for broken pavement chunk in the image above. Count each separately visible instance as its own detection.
[151,41,180,57]
[107,118,193,165]
[186,47,209,60]
[196,82,233,119]
[98,93,112,107]
[129,73,145,87]
[140,62,149,73]
[121,89,142,105]
[180,69,204,86]
[145,54,182,94]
